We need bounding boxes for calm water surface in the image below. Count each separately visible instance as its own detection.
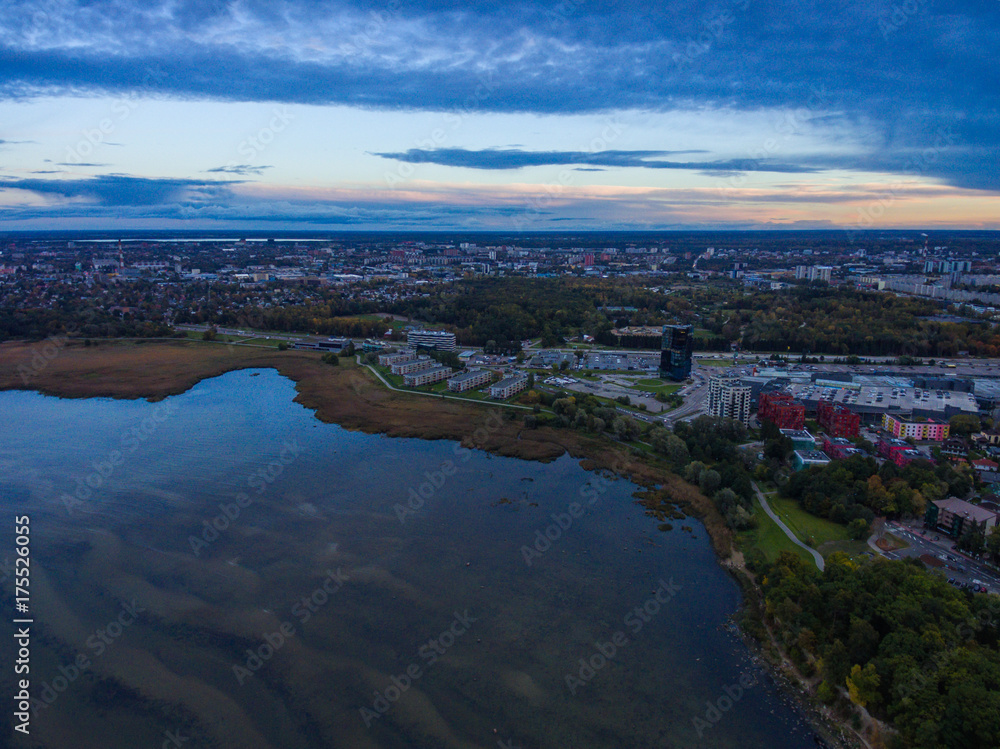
[0,369,818,748]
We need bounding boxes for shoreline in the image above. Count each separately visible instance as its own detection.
[0,338,857,747]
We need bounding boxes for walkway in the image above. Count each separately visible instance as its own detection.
[753,482,825,571]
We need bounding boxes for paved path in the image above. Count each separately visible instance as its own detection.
[753,482,825,571]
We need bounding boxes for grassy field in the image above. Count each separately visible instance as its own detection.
[630,378,682,395]
[741,495,816,566]
[766,493,870,559]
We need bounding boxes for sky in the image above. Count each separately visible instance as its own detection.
[0,0,998,232]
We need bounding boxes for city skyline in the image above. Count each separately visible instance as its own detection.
[1,0,998,231]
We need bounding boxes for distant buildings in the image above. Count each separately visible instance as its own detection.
[391,357,434,375]
[407,329,457,351]
[659,324,693,381]
[758,391,805,430]
[876,437,927,466]
[708,375,751,425]
[490,375,528,400]
[795,265,832,282]
[882,414,950,441]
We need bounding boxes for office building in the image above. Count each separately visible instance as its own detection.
[925,497,998,538]
[659,324,693,381]
[407,329,457,351]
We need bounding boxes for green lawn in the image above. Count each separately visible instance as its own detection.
[766,493,869,559]
[741,496,815,566]
[630,378,682,395]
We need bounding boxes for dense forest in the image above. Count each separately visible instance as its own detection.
[755,552,1000,749]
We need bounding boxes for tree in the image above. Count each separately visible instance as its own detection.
[321,352,340,366]
[527,372,535,390]
[202,326,218,341]
[848,517,871,540]
[846,663,881,709]
[950,413,981,435]
[699,469,721,495]
[559,359,570,372]
[277,341,289,351]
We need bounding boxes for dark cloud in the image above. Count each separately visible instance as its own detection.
[373,148,816,173]
[0,1,997,190]
[0,175,238,206]
[206,164,273,176]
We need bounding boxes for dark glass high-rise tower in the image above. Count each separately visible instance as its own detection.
[659,324,693,381]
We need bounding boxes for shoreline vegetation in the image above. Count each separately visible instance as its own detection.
[0,339,856,748]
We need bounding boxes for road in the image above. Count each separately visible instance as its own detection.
[881,520,1000,593]
[753,482,826,571]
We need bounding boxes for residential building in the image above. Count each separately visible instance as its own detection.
[882,414,950,441]
[448,369,493,392]
[404,365,453,387]
[708,376,751,425]
[407,329,457,351]
[793,450,831,471]
[817,401,860,438]
[876,437,929,466]
[391,357,434,375]
[658,324,693,381]
[379,350,416,366]
[490,375,528,400]
[925,497,998,537]
[758,391,805,430]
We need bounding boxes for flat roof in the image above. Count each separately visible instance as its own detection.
[795,450,830,461]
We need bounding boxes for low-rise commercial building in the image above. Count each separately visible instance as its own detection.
[780,429,817,451]
[490,375,528,400]
[448,368,493,392]
[793,450,831,471]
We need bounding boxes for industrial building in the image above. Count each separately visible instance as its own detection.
[407,329,457,351]
[448,369,493,392]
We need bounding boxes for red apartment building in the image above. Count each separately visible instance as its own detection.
[817,401,860,438]
[758,391,806,430]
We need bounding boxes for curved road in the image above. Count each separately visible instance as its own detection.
[753,482,825,571]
